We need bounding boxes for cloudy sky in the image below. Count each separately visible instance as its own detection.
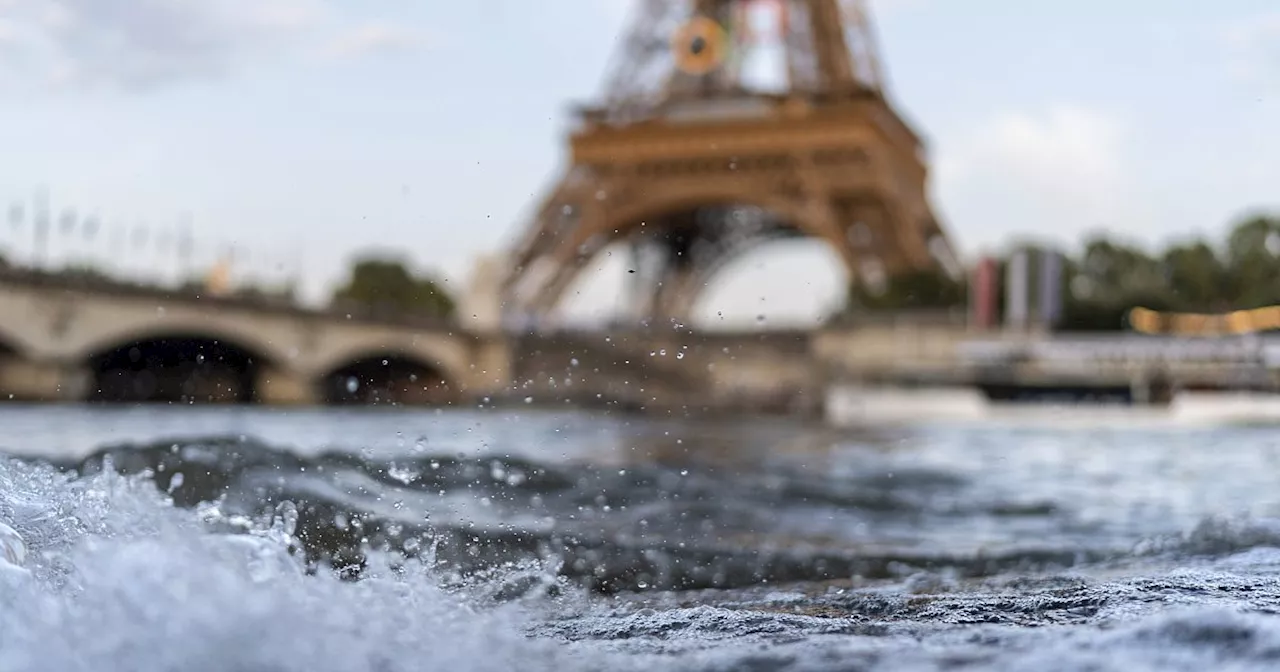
[0,0,1277,327]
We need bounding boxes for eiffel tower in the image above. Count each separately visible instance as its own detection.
[501,0,960,327]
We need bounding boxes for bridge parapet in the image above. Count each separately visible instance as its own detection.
[815,325,1280,391]
[0,277,510,404]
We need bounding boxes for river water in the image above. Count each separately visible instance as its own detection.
[1,404,1280,670]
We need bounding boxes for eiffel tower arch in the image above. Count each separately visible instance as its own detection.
[502,0,961,328]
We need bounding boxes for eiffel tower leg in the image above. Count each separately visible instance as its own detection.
[651,266,703,327]
[501,0,956,325]
[800,195,859,273]
[622,237,670,326]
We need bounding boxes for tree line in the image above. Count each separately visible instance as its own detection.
[329,256,455,319]
[14,210,1280,330]
[0,249,457,319]
[850,213,1280,332]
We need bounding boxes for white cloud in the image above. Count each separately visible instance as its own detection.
[1219,12,1280,86]
[1221,12,1280,50]
[942,106,1124,189]
[326,22,423,59]
[935,105,1142,254]
[0,0,325,90]
[0,0,424,92]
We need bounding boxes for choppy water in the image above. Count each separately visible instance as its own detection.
[3,404,1280,670]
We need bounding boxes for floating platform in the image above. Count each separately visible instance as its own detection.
[824,385,1280,428]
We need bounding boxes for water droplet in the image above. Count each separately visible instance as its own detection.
[0,522,27,567]
[346,377,359,393]
[387,464,419,485]
[273,501,298,537]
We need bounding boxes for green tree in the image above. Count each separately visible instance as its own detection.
[331,256,455,319]
[1055,237,1164,330]
[848,267,967,311]
[1075,237,1164,299]
[839,209,1280,332]
[235,282,297,305]
[1222,214,1280,308]
[56,263,116,284]
[1160,240,1225,311]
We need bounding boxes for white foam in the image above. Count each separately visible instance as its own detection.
[0,520,26,567]
[0,459,589,672]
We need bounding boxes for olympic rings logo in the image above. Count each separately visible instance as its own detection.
[671,16,730,75]
[671,0,789,76]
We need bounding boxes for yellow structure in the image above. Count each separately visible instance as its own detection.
[1129,305,1280,336]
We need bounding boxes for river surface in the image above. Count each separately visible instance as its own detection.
[1,404,1280,670]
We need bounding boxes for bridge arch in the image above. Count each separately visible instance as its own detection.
[66,314,296,368]
[598,186,849,266]
[679,236,847,326]
[539,184,865,324]
[318,350,457,406]
[0,316,40,361]
[0,329,21,356]
[83,330,278,404]
[305,332,472,404]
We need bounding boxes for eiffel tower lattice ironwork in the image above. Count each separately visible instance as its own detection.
[501,0,961,327]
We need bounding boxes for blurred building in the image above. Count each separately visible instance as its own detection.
[460,253,505,333]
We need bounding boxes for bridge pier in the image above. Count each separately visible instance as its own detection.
[255,365,320,406]
[459,339,513,400]
[0,358,89,402]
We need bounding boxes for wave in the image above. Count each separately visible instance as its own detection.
[11,435,1275,597]
[18,436,1097,594]
[0,455,598,672]
[5,437,1280,670]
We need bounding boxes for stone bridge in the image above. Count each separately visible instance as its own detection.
[0,272,827,411]
[0,274,511,405]
[510,328,824,415]
[9,271,1262,412]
